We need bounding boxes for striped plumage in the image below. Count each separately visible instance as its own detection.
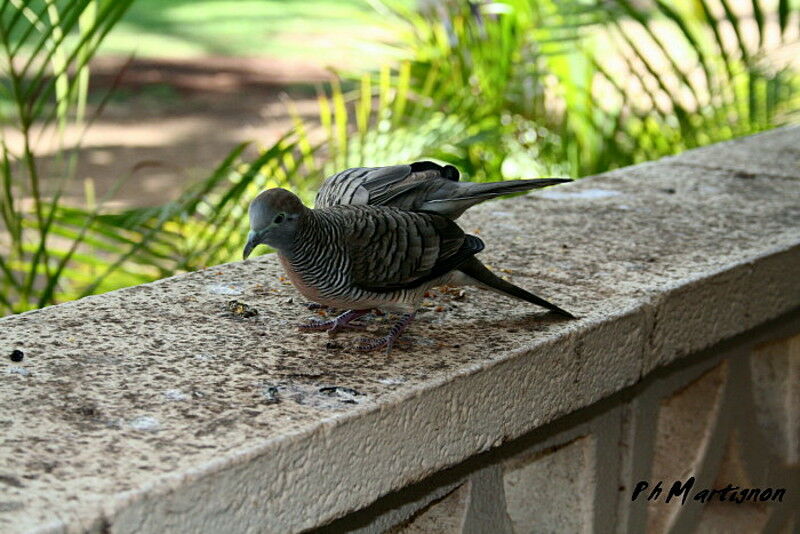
[315,161,572,220]
[313,162,576,326]
[243,188,500,351]
[244,187,575,351]
[281,204,482,313]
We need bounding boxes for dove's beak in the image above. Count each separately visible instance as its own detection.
[243,230,258,260]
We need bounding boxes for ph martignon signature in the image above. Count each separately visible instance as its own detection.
[632,477,786,505]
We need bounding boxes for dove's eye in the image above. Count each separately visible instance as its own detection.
[274,214,285,224]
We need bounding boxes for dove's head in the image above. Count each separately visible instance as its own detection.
[243,188,307,259]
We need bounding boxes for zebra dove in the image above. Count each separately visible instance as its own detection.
[243,188,574,352]
[315,160,571,219]
[315,161,574,326]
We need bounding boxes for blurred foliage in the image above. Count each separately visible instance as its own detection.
[1,0,798,315]
[0,0,139,314]
[168,0,798,269]
[375,0,800,177]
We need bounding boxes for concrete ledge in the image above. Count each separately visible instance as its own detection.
[1,127,799,533]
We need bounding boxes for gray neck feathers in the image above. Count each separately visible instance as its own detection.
[286,210,341,266]
[283,210,353,299]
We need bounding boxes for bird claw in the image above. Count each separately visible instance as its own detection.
[354,335,393,353]
[298,319,336,332]
[354,336,411,354]
[353,312,416,354]
[298,319,363,335]
[298,310,368,335]
[326,322,366,335]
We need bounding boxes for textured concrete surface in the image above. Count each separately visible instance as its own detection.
[1,127,799,533]
[750,335,800,464]
[503,437,592,532]
[330,316,799,533]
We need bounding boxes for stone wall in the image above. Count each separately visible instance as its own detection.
[1,127,798,533]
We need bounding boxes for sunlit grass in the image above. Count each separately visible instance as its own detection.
[99,0,414,65]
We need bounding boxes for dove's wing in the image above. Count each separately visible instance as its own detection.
[342,206,483,292]
[315,161,459,211]
[316,162,572,219]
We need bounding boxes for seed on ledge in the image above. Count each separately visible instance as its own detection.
[9,350,24,362]
[227,300,258,318]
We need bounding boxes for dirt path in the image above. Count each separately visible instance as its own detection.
[13,56,333,209]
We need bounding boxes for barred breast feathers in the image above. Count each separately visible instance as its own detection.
[285,205,483,308]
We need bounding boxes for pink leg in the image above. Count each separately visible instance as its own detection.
[355,312,416,354]
[299,309,369,335]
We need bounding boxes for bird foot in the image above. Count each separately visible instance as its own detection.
[353,335,410,353]
[354,335,392,353]
[298,309,368,335]
[353,312,416,355]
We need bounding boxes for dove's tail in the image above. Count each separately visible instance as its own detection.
[423,178,571,219]
[457,257,575,319]
[459,178,572,199]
